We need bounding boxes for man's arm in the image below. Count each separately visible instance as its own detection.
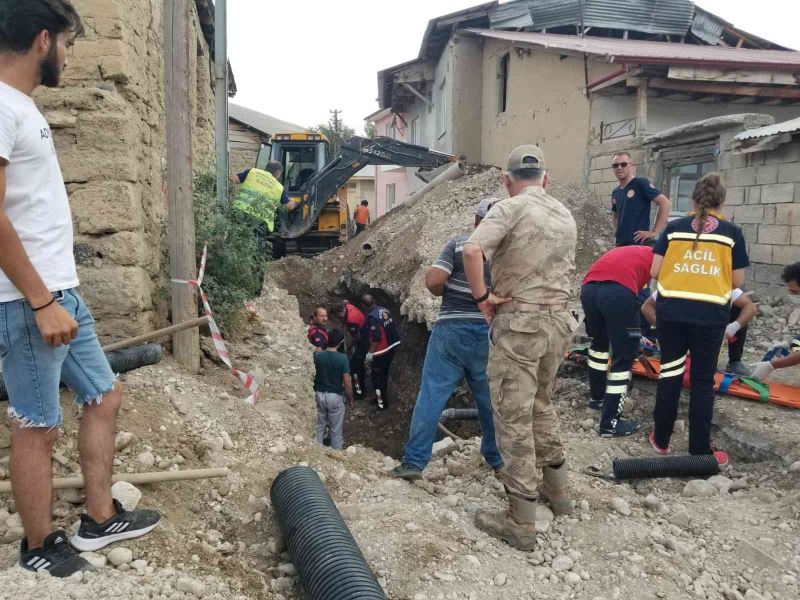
[641,296,657,327]
[0,165,77,346]
[770,351,800,370]
[732,294,757,328]
[425,266,449,297]
[634,194,671,242]
[463,243,509,323]
[342,373,354,406]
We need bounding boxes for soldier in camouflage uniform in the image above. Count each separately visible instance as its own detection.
[463,145,579,550]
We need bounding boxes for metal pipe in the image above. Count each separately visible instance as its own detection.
[0,468,230,493]
[214,0,229,207]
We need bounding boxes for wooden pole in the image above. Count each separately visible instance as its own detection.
[101,316,210,353]
[0,468,229,493]
[165,0,200,370]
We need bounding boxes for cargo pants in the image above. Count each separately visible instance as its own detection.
[488,308,578,499]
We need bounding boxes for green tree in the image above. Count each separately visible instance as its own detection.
[309,110,355,158]
[363,120,376,139]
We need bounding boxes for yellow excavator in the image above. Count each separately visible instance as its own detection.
[255,132,455,256]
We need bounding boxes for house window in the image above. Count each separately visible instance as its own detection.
[498,53,510,114]
[436,78,448,138]
[411,118,420,145]
[667,161,716,215]
[386,183,396,211]
[387,122,396,139]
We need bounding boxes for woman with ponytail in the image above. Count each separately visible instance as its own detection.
[649,173,749,466]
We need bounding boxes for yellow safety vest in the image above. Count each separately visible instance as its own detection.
[656,212,735,306]
[233,169,284,232]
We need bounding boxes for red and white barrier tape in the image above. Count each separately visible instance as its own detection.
[173,244,260,405]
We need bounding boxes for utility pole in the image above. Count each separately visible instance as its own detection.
[329,109,342,157]
[330,109,342,134]
[214,0,229,207]
[164,0,200,370]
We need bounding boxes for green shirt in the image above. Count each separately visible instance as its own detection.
[313,350,350,394]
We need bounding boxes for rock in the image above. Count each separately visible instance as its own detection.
[464,554,481,567]
[346,446,357,456]
[643,494,664,511]
[431,437,456,457]
[205,529,223,545]
[552,555,574,572]
[668,511,691,528]
[433,571,456,582]
[131,559,148,571]
[743,591,764,600]
[220,431,234,450]
[609,497,631,516]
[736,540,783,569]
[565,572,582,585]
[266,536,286,554]
[114,431,135,452]
[707,475,733,495]
[294,435,304,443]
[277,563,296,577]
[581,418,595,431]
[789,308,800,327]
[443,495,459,507]
[494,573,507,586]
[759,304,775,317]
[107,547,133,566]
[177,577,207,597]
[135,451,155,467]
[0,424,10,449]
[111,481,142,511]
[682,479,717,498]
[58,488,84,505]
[789,461,800,473]
[382,456,396,469]
[80,552,107,569]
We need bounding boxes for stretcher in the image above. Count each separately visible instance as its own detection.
[565,346,800,410]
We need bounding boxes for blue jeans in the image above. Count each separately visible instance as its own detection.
[0,289,116,428]
[402,321,502,470]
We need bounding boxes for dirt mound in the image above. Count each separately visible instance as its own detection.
[269,168,614,328]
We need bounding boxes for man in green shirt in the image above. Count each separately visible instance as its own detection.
[313,328,353,449]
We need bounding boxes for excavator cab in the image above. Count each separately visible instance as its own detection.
[255,133,349,256]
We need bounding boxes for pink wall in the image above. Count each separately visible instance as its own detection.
[372,110,409,219]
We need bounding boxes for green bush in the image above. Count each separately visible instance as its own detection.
[193,173,269,336]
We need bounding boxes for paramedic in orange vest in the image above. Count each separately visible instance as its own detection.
[649,173,749,467]
[354,200,370,236]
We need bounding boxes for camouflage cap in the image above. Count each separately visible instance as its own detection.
[506,145,546,172]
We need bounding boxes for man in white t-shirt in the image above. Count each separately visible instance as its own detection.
[0,0,159,578]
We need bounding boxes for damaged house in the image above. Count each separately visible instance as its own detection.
[375,0,800,287]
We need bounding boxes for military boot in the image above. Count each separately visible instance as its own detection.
[538,463,574,516]
[474,495,553,551]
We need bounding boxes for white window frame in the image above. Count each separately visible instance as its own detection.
[386,183,396,211]
[436,78,448,139]
[411,117,421,145]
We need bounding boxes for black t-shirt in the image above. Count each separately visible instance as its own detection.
[237,169,291,205]
[654,214,749,326]
[612,177,662,246]
[313,350,350,394]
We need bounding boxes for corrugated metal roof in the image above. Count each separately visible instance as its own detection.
[734,117,800,141]
[524,0,694,37]
[228,104,306,137]
[489,1,533,29]
[464,29,800,70]
[690,10,725,46]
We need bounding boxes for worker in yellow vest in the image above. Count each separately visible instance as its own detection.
[649,173,749,467]
[231,160,298,233]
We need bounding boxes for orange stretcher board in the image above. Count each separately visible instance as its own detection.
[630,355,800,410]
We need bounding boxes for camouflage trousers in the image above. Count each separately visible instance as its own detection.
[488,309,578,499]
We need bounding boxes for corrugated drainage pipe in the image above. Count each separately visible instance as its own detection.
[361,242,375,257]
[613,455,719,480]
[439,408,479,424]
[270,466,386,600]
[0,343,164,402]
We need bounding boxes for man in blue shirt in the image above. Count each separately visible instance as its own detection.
[610,152,671,247]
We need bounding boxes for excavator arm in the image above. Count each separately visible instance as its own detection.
[276,136,455,239]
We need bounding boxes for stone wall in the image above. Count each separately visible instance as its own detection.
[34,0,217,342]
[229,120,263,175]
[720,134,800,287]
[586,139,649,206]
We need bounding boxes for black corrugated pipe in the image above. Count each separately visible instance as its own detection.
[0,343,164,402]
[613,455,720,480]
[270,466,386,600]
[439,408,479,424]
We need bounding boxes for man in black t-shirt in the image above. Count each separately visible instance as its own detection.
[610,152,671,247]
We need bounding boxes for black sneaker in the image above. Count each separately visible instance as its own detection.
[20,530,95,578]
[588,398,603,410]
[70,498,161,552]
[599,418,641,438]
[392,463,423,480]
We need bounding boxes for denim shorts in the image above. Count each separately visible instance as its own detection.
[0,288,116,428]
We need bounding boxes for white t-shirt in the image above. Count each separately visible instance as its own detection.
[651,288,743,303]
[0,81,78,302]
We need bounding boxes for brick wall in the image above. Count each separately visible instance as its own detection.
[720,134,800,287]
[33,0,217,342]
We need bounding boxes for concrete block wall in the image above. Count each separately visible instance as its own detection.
[33,0,216,342]
[585,140,651,208]
[721,137,800,287]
